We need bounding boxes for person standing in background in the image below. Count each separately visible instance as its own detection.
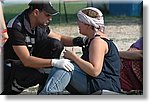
[0,0,9,93]
[0,0,9,45]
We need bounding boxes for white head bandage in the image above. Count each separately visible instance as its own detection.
[77,7,104,32]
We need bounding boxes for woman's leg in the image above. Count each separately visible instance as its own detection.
[66,63,89,94]
[32,38,64,94]
[39,63,89,95]
[39,68,72,95]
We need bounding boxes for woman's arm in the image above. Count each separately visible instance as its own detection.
[64,38,108,77]
[119,50,143,60]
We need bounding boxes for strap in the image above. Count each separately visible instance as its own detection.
[88,34,101,46]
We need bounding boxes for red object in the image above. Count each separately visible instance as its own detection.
[1,29,7,34]
[120,58,143,91]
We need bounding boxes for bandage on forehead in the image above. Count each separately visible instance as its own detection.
[77,7,104,29]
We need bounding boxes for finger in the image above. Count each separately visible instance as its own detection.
[65,63,74,71]
[65,64,72,71]
[63,66,69,72]
[68,63,74,70]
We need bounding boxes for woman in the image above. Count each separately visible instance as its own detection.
[39,7,121,95]
[120,37,143,92]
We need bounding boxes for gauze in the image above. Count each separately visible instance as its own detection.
[77,7,104,32]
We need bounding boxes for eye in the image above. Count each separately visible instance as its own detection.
[45,13,50,17]
[43,11,51,17]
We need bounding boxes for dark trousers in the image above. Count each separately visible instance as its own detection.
[2,38,64,95]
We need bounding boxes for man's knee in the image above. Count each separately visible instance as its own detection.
[33,38,64,58]
[51,38,64,54]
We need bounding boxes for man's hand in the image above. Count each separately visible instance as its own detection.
[51,59,74,71]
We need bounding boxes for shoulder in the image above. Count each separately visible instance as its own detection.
[91,37,107,46]
[90,37,108,49]
[90,37,109,54]
[7,15,24,39]
[7,13,24,32]
[7,17,22,31]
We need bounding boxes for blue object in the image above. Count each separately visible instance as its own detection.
[109,2,142,16]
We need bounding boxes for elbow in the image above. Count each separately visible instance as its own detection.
[23,62,30,68]
[90,70,101,77]
[89,66,102,77]
[22,61,32,68]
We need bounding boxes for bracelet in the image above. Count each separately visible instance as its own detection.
[50,59,53,66]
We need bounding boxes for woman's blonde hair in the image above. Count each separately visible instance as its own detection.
[82,9,100,18]
[80,8,105,33]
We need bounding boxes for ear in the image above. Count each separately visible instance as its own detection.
[33,9,40,16]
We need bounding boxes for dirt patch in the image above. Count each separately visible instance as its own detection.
[51,17,142,51]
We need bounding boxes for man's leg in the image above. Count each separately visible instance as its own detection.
[1,64,20,95]
[32,38,64,59]
[1,63,46,95]
[32,38,64,93]
[2,38,64,95]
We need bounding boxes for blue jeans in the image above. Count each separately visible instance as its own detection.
[39,63,89,95]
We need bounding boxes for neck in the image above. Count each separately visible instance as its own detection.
[87,30,96,39]
[96,31,109,39]
[28,13,37,29]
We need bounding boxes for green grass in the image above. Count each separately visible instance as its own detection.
[3,2,142,25]
[3,1,87,24]
[3,4,28,22]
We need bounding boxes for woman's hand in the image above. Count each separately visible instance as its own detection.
[63,49,77,61]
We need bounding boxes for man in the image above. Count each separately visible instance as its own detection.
[2,0,84,95]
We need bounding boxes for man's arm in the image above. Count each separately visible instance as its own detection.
[13,45,52,68]
[13,45,74,71]
[48,31,86,47]
[48,31,74,46]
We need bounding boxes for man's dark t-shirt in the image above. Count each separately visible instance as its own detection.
[4,9,50,60]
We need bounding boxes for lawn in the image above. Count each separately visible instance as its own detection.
[3,1,88,24]
[3,2,142,24]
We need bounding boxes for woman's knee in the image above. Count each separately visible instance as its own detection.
[43,68,71,94]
